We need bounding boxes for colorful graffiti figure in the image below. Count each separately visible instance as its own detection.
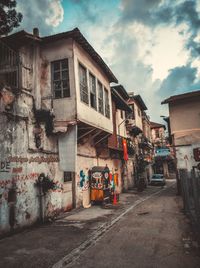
[80,170,89,190]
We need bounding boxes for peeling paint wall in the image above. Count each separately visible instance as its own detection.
[0,40,75,235]
[168,98,200,172]
[0,89,72,234]
[41,39,76,122]
[176,144,200,171]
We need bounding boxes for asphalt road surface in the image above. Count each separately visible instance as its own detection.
[66,183,200,268]
[1,181,200,268]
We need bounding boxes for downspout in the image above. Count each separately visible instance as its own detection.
[118,118,127,136]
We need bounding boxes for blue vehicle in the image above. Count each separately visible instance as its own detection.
[150,174,166,186]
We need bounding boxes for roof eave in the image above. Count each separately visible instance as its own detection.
[111,84,130,100]
[42,28,118,83]
[112,88,132,112]
[134,95,148,110]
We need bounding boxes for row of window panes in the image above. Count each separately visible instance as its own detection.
[51,59,110,119]
[51,59,70,99]
[79,63,110,118]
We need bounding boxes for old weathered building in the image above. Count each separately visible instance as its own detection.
[0,27,155,235]
[108,85,135,191]
[126,93,153,185]
[0,27,120,234]
[150,121,166,147]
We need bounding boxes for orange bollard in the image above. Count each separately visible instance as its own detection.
[113,193,117,205]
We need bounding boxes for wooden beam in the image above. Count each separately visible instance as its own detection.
[94,133,110,146]
[78,128,96,141]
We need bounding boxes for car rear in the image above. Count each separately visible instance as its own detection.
[150,174,166,186]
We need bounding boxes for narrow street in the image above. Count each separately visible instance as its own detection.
[0,181,199,268]
[1,2,200,268]
[57,182,200,268]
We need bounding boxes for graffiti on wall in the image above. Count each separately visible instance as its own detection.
[0,161,11,173]
[79,170,89,190]
[0,173,40,187]
[8,155,59,164]
[0,155,59,188]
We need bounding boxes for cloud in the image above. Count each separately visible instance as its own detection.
[17,0,64,35]
[119,0,173,26]
[117,0,200,119]
[175,1,200,57]
[15,0,199,122]
[64,0,199,121]
[45,0,64,27]
[120,0,200,58]
[159,65,200,98]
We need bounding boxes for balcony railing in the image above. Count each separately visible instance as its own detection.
[108,133,123,151]
[108,134,135,157]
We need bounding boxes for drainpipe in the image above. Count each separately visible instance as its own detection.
[37,173,45,223]
[118,119,127,136]
[8,186,17,231]
[38,184,44,223]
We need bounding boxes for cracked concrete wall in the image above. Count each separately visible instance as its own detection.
[0,42,74,235]
[0,92,70,233]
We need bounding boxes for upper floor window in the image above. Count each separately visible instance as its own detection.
[79,64,89,104]
[89,73,97,109]
[52,59,70,98]
[104,88,110,118]
[137,108,141,117]
[98,81,104,114]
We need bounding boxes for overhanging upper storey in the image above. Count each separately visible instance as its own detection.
[111,85,132,112]
[42,28,118,84]
[128,94,147,111]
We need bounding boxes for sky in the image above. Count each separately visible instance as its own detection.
[16,0,200,122]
